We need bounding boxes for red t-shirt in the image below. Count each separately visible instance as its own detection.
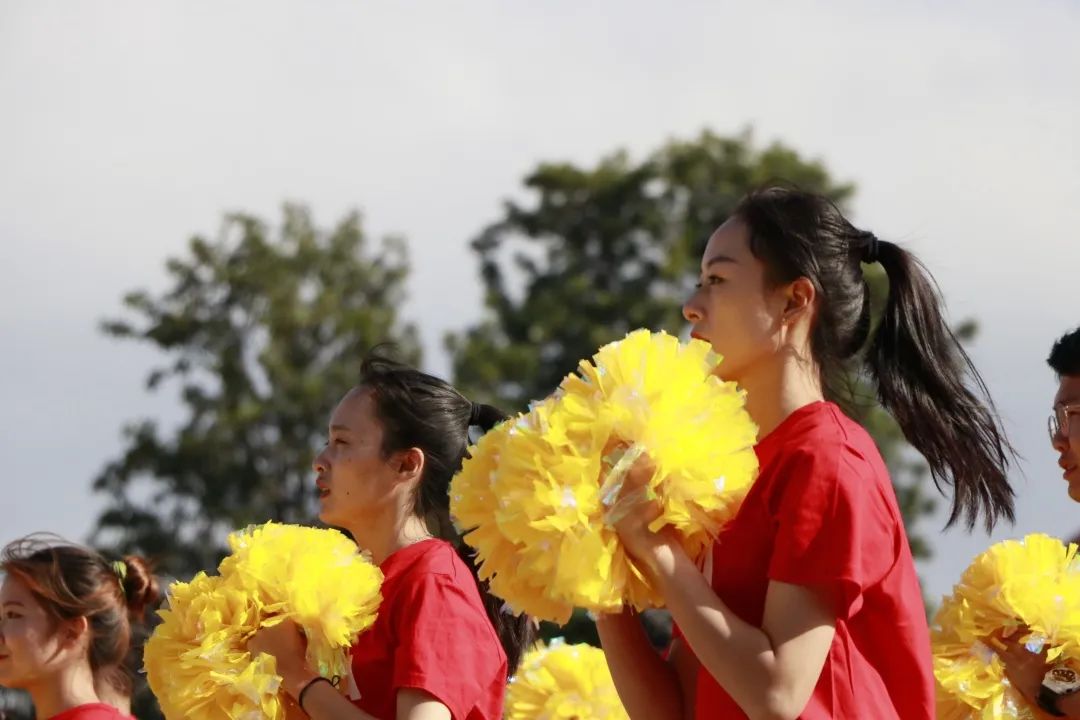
[48,704,133,720]
[348,538,507,720]
[677,401,934,719]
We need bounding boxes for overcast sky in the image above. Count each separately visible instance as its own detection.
[2,0,1079,602]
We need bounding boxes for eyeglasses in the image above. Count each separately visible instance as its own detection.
[1048,403,1080,443]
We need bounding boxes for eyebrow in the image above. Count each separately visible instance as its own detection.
[330,424,352,433]
[704,254,739,268]
[1,601,25,608]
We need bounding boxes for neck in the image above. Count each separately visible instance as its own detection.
[28,661,100,720]
[737,346,824,440]
[96,676,131,715]
[346,510,433,565]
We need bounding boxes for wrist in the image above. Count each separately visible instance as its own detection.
[596,606,635,627]
[636,530,680,579]
[282,665,320,700]
[1038,665,1080,717]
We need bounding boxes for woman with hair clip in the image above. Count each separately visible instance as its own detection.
[597,186,1015,720]
[248,356,534,720]
[0,538,159,720]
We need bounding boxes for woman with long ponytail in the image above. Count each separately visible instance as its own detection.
[597,185,1014,720]
[249,354,533,720]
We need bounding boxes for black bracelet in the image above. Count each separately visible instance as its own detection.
[1037,685,1067,717]
[298,676,332,712]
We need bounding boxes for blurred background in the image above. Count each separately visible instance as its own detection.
[2,1,1079,716]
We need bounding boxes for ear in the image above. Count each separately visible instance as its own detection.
[781,276,817,325]
[60,615,90,650]
[394,447,426,484]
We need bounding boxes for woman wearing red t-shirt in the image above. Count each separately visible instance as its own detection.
[249,356,533,720]
[0,538,159,720]
[597,186,1015,719]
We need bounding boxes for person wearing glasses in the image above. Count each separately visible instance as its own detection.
[1048,328,1080,503]
[994,326,1080,718]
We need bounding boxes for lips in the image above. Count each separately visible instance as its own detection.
[316,479,330,499]
[690,331,706,341]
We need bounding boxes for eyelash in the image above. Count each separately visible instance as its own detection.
[695,276,724,289]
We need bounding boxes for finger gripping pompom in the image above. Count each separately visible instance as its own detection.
[145,523,383,720]
[932,533,1080,719]
[451,329,759,623]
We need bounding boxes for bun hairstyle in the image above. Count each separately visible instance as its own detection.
[1,536,160,692]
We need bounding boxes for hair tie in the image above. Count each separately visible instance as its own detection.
[860,232,881,264]
[112,560,127,583]
[468,403,484,427]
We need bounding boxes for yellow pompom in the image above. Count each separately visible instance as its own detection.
[451,329,759,623]
[933,533,1080,719]
[145,523,383,720]
[505,641,630,720]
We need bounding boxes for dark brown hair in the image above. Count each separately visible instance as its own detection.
[734,186,1015,530]
[1,536,160,693]
[1049,327,1080,377]
[357,354,535,676]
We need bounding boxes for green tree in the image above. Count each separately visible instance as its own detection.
[91,204,420,578]
[447,129,945,643]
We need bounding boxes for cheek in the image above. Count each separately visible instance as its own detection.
[708,294,777,354]
[2,623,54,673]
[333,451,385,499]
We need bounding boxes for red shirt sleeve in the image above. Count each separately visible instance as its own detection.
[766,444,898,619]
[391,571,502,720]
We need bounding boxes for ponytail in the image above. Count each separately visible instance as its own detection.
[735,186,1015,531]
[869,242,1014,530]
[452,538,535,677]
[441,401,535,676]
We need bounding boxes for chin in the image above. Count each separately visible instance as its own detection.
[0,669,27,689]
[318,508,344,528]
[317,501,342,527]
[1068,483,1080,504]
[320,502,374,530]
[712,359,745,385]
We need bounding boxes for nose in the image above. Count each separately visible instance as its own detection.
[682,294,703,324]
[312,447,328,475]
[1053,430,1070,454]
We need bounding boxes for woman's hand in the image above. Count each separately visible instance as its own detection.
[248,619,316,699]
[605,450,669,568]
[989,630,1049,710]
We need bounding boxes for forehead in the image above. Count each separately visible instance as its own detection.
[702,217,753,264]
[1056,375,1080,405]
[331,387,379,428]
[0,575,37,605]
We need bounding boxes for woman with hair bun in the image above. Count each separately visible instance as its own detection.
[0,537,159,720]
